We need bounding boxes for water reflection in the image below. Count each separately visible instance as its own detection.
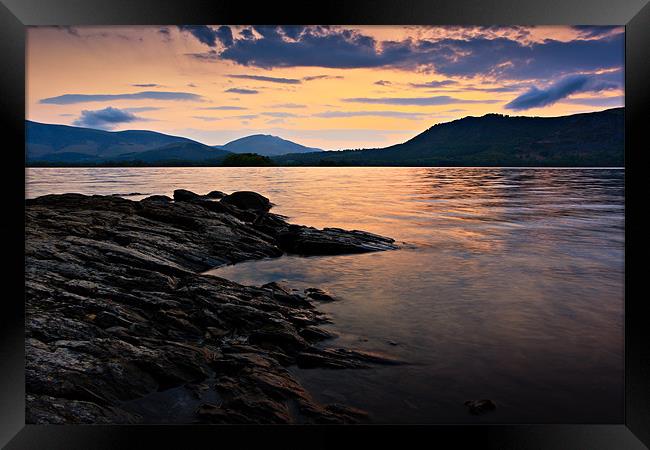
[27,167,624,423]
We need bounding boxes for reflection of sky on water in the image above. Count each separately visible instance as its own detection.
[27,167,624,422]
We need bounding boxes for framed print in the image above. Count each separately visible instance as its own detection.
[1,0,648,448]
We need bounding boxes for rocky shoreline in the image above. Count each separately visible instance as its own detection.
[25,189,400,424]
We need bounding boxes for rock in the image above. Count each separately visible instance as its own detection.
[173,189,202,202]
[296,348,406,369]
[205,190,226,199]
[278,226,398,256]
[141,195,172,203]
[464,399,497,415]
[304,288,336,302]
[220,191,272,212]
[25,190,398,424]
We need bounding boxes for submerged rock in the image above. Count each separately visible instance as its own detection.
[25,189,398,424]
[464,399,497,415]
[304,288,336,302]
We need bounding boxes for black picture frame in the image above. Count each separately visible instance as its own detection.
[1,0,648,448]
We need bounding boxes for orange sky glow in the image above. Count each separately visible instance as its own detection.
[26,25,624,149]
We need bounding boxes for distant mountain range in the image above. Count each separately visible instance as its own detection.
[215,134,321,156]
[274,108,624,167]
[26,108,624,167]
[26,122,319,165]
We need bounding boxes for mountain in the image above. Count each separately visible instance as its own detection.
[26,121,197,162]
[274,108,624,167]
[109,141,231,163]
[220,134,321,156]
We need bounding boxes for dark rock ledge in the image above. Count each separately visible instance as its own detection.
[26,190,400,424]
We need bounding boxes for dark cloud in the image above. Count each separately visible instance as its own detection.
[374,80,392,86]
[561,96,624,107]
[40,91,202,104]
[216,26,234,47]
[409,80,457,88]
[185,26,623,81]
[572,26,620,38]
[224,88,258,94]
[178,25,219,47]
[303,75,344,81]
[131,83,160,88]
[314,110,427,120]
[504,74,619,110]
[72,107,145,130]
[343,95,499,106]
[227,74,301,84]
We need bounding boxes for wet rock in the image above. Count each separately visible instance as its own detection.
[278,226,398,256]
[464,399,497,415]
[205,190,226,199]
[141,195,172,203]
[173,189,202,202]
[296,348,406,369]
[304,287,336,302]
[220,191,272,212]
[25,190,398,424]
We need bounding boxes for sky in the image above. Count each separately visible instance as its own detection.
[26,25,624,150]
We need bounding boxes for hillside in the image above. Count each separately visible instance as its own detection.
[109,141,231,164]
[274,108,624,167]
[221,134,320,156]
[26,121,196,162]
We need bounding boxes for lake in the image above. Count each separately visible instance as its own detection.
[26,167,625,423]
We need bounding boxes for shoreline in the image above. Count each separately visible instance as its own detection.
[26,189,399,424]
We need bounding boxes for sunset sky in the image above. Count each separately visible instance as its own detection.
[26,25,624,150]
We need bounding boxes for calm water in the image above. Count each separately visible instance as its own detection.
[26,167,625,423]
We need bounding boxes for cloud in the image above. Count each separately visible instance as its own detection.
[260,112,300,118]
[224,88,258,94]
[271,103,306,108]
[123,106,162,113]
[40,91,202,104]
[192,116,221,121]
[227,74,301,84]
[343,95,499,106]
[72,107,145,129]
[185,25,623,81]
[504,74,619,110]
[178,25,233,47]
[200,105,247,110]
[561,95,625,108]
[572,26,619,38]
[560,96,624,107]
[314,110,428,120]
[303,75,344,81]
[374,80,392,86]
[409,80,457,88]
[131,83,160,88]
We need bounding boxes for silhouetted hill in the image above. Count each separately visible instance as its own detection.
[26,121,196,162]
[221,134,320,156]
[274,108,624,167]
[109,141,231,163]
